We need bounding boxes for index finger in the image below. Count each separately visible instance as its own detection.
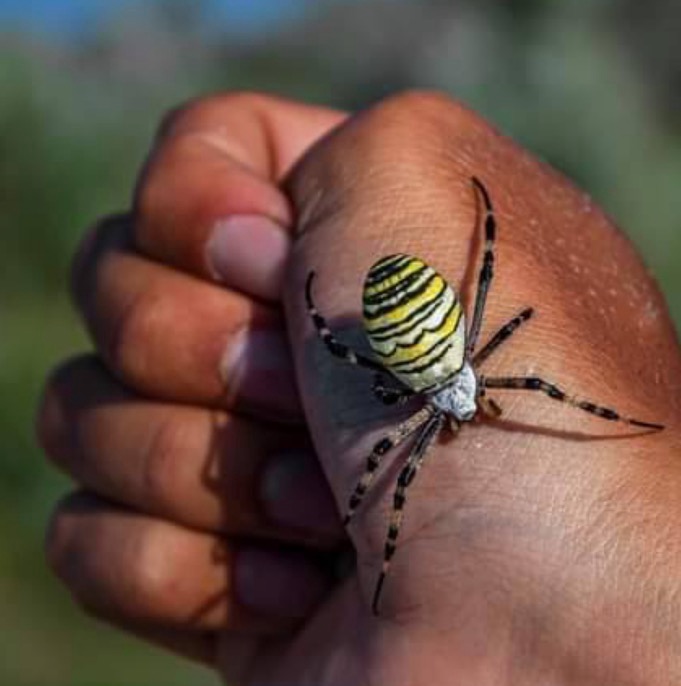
[134,93,346,301]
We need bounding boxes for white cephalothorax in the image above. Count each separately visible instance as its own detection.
[430,361,478,421]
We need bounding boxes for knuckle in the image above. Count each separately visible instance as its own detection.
[137,90,290,248]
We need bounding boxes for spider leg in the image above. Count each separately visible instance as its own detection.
[481,376,664,430]
[372,373,414,406]
[372,411,446,615]
[466,177,497,356]
[478,393,503,418]
[306,271,387,373]
[343,406,434,527]
[473,307,534,367]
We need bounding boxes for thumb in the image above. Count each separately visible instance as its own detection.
[282,91,678,619]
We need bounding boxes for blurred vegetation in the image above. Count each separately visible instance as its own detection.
[1,0,679,684]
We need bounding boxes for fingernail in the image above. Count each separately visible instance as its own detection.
[220,328,302,419]
[260,452,342,537]
[234,547,329,618]
[206,215,290,301]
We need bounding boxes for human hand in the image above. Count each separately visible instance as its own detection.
[38,94,348,672]
[40,91,681,685]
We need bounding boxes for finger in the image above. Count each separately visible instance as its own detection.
[38,355,342,546]
[47,492,333,634]
[71,214,301,420]
[135,93,346,301]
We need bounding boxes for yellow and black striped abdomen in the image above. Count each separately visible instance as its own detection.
[363,254,466,392]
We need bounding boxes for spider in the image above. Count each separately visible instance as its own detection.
[305,176,664,615]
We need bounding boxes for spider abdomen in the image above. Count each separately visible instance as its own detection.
[363,254,466,392]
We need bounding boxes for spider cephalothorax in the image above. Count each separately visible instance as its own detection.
[305,177,664,615]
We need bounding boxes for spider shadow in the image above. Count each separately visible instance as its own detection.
[185,402,303,628]
[303,313,419,432]
[184,413,233,628]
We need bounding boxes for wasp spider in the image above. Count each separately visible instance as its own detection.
[305,177,664,615]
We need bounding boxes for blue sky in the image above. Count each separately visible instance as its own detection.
[0,0,318,36]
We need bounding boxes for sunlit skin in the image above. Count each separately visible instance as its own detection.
[38,92,681,685]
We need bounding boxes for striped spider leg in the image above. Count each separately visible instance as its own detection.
[343,406,435,527]
[466,176,498,356]
[466,178,535,367]
[305,272,386,375]
[472,307,534,367]
[372,410,446,614]
[479,376,665,430]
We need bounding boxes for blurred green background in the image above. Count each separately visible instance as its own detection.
[1,1,679,684]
